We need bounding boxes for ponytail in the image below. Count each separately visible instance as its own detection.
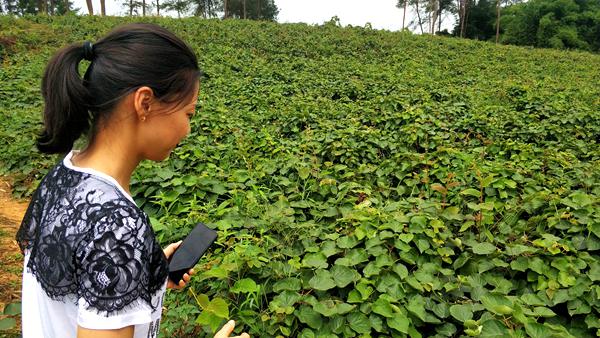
[37,44,91,154]
[37,24,200,154]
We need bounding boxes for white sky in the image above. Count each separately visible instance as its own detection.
[71,0,456,33]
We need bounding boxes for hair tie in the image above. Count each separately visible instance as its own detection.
[82,41,95,61]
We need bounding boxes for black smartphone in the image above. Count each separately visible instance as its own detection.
[168,222,217,283]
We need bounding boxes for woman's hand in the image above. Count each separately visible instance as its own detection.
[214,320,250,338]
[163,241,196,289]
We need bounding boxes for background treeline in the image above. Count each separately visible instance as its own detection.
[399,0,600,53]
[0,0,279,21]
[2,0,600,52]
[1,15,599,337]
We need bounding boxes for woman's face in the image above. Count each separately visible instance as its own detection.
[138,82,199,162]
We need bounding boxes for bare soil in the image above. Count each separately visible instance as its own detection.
[0,178,28,336]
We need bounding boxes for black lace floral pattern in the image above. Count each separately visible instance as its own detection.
[16,162,168,314]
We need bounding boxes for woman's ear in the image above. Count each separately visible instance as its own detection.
[133,86,155,122]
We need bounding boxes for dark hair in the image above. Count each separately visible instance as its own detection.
[37,23,201,154]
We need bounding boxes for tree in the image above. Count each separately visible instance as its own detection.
[396,0,408,30]
[502,0,600,51]
[398,0,454,34]
[85,0,92,14]
[457,0,469,37]
[100,0,105,15]
[1,0,74,15]
[161,0,190,17]
[223,0,278,20]
[191,0,220,17]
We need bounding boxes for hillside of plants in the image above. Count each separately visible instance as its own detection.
[1,15,599,337]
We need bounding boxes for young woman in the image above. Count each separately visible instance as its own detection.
[15,23,249,338]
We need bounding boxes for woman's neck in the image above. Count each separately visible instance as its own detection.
[71,134,141,195]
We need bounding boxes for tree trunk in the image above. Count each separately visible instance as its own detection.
[129,0,132,16]
[142,0,145,15]
[39,0,48,13]
[415,0,424,34]
[431,0,438,34]
[495,0,501,43]
[258,0,261,19]
[85,0,93,15]
[224,0,228,18]
[242,0,246,19]
[100,0,105,15]
[438,3,442,32]
[156,0,159,15]
[459,0,469,38]
[65,0,69,13]
[462,0,470,38]
[402,0,407,30]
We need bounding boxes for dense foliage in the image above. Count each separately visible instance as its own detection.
[1,15,599,337]
[502,0,600,52]
[451,0,600,53]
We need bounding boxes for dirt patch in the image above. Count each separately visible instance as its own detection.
[0,178,28,335]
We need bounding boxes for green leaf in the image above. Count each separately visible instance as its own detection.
[273,277,302,292]
[461,188,481,198]
[347,290,362,303]
[449,304,473,322]
[0,317,16,330]
[532,306,556,317]
[337,235,359,249]
[336,303,355,315]
[231,278,259,294]
[196,310,224,333]
[387,314,410,333]
[393,263,409,279]
[200,266,229,280]
[588,262,600,281]
[3,302,21,316]
[520,293,545,306]
[441,206,463,220]
[471,242,496,255]
[296,306,322,329]
[481,294,513,316]
[363,261,381,277]
[347,311,371,334]
[195,293,210,309]
[207,298,229,318]
[331,264,360,288]
[302,252,329,269]
[313,300,338,317]
[524,322,552,338]
[297,166,310,180]
[407,296,427,322]
[356,281,374,299]
[309,269,336,291]
[399,233,414,243]
[335,248,368,266]
[480,319,509,337]
[510,257,529,271]
[505,244,537,256]
[372,297,394,318]
[321,240,340,257]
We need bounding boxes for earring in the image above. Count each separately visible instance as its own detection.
[141,116,146,122]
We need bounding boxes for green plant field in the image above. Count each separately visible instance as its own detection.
[1,15,599,338]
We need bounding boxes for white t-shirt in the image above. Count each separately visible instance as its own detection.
[17,151,169,338]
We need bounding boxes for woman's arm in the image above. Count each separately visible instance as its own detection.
[77,325,134,338]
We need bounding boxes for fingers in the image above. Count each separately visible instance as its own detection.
[167,271,194,290]
[214,320,235,338]
[213,319,250,338]
[162,240,182,259]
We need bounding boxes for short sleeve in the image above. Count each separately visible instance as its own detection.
[74,201,168,328]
